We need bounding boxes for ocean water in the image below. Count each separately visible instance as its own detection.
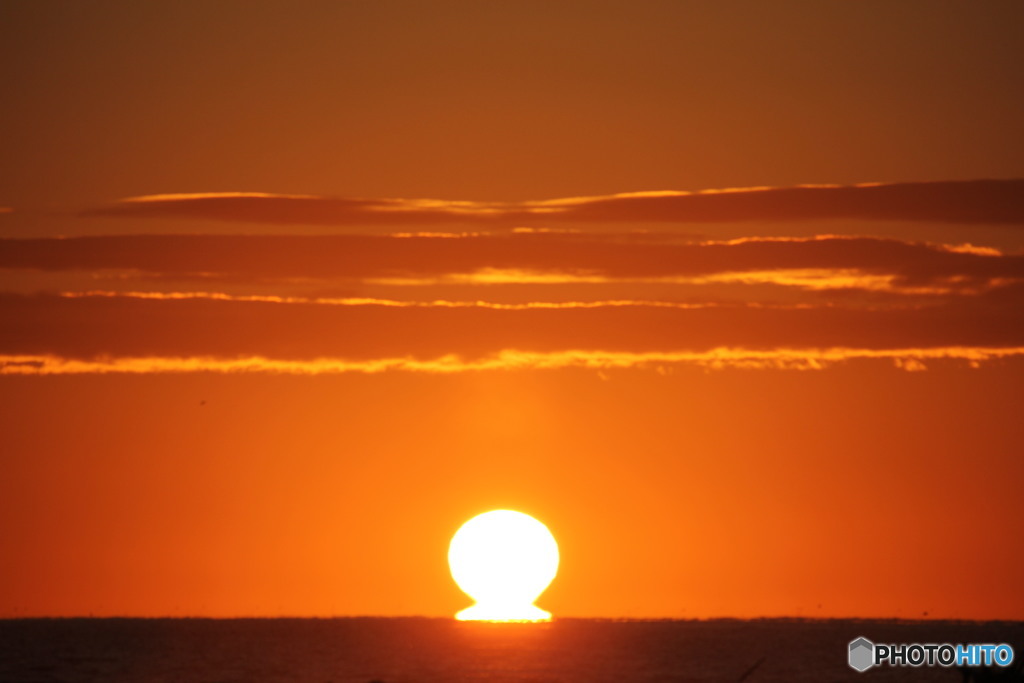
[1,617,1021,682]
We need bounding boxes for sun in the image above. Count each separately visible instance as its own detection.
[448,510,559,622]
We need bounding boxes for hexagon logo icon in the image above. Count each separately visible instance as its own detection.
[849,637,875,672]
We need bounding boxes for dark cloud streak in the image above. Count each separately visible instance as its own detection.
[80,180,1024,227]
[0,292,1021,362]
[1,234,1021,287]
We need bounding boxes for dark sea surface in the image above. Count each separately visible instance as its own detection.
[1,617,1021,682]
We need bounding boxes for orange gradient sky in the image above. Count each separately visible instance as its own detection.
[1,0,1023,620]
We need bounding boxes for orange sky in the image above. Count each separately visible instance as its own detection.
[1,0,1023,620]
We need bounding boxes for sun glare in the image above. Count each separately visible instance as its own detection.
[448,510,559,622]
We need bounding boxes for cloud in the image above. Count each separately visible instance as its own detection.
[81,180,1024,226]
[549,181,1024,225]
[1,234,1020,293]
[0,291,1020,365]
[58,291,736,311]
[4,227,1022,374]
[3,346,1022,375]
[82,192,504,226]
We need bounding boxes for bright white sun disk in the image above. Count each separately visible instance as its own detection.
[448,510,559,621]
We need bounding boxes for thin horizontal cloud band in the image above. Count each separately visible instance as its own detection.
[81,179,1024,226]
[59,291,786,310]
[1,293,1020,361]
[3,347,1023,375]
[0,234,1019,285]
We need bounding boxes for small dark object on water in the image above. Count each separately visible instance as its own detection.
[736,656,765,682]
